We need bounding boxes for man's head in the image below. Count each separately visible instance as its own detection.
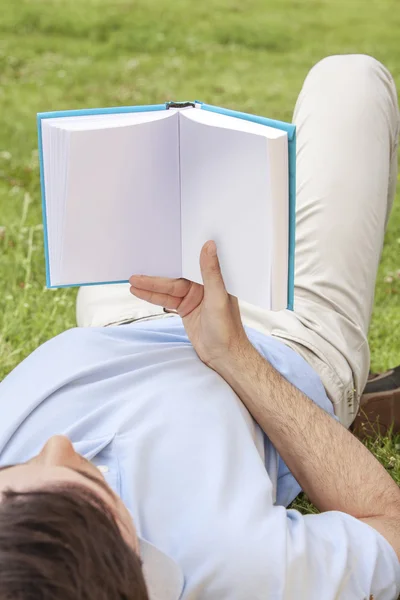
[0,435,149,599]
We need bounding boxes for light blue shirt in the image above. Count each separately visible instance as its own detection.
[0,317,399,599]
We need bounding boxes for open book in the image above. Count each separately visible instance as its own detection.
[38,102,296,310]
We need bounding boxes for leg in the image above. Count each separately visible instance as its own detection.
[76,283,170,327]
[240,55,399,427]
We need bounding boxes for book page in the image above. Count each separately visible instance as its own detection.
[180,110,275,308]
[56,111,181,285]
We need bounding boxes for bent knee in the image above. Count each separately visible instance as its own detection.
[305,54,391,88]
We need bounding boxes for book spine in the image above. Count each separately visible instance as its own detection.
[166,101,196,109]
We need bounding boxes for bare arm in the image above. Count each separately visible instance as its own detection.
[213,340,400,558]
[130,240,400,559]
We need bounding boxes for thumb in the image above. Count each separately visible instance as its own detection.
[200,241,227,298]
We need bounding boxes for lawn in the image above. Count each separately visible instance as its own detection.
[0,0,399,504]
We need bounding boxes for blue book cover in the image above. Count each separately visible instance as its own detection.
[37,101,295,310]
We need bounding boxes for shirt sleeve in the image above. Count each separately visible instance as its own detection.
[285,509,400,600]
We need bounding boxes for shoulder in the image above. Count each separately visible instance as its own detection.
[0,327,100,393]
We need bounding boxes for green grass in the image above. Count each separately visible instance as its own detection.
[0,0,399,508]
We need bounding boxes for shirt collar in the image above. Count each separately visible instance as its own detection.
[139,537,184,600]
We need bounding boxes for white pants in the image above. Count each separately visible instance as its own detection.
[77,55,399,428]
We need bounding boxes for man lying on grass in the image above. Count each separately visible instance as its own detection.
[0,54,399,599]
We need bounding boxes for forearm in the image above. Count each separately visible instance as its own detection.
[214,341,400,519]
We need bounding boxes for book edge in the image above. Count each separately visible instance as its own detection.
[37,115,51,287]
[47,279,130,289]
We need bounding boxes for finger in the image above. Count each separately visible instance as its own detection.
[129,286,182,311]
[199,241,227,299]
[129,275,190,298]
[176,281,204,318]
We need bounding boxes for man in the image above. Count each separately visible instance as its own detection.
[0,54,399,599]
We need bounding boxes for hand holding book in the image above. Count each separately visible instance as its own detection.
[130,240,250,370]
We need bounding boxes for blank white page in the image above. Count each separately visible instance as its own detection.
[180,109,285,308]
[55,110,181,285]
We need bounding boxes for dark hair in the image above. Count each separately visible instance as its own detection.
[0,484,149,600]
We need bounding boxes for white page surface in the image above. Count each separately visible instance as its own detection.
[180,110,272,308]
[57,111,181,285]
